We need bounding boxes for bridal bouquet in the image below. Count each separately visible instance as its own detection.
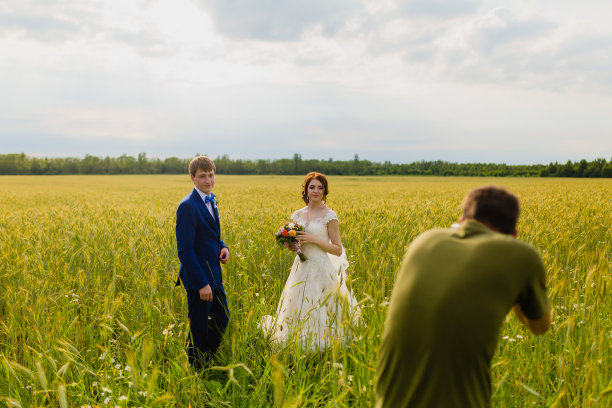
[275,222,308,262]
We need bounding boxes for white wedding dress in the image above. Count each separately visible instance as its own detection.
[261,208,361,351]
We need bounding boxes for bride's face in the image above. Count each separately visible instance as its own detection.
[307,179,325,203]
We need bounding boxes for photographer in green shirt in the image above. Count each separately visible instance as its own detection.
[377,185,551,408]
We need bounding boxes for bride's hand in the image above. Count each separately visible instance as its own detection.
[296,231,319,245]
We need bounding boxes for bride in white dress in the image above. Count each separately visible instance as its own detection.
[261,172,361,350]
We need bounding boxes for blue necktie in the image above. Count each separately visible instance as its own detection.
[205,194,215,205]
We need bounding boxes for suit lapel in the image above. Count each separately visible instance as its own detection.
[213,202,221,231]
[191,189,219,232]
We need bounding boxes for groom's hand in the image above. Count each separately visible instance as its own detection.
[199,285,213,302]
[219,247,230,264]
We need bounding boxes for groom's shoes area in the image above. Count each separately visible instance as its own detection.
[191,358,230,386]
[189,351,217,372]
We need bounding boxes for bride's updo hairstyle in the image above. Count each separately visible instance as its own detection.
[302,172,329,204]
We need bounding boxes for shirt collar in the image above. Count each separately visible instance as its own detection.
[194,187,212,204]
[452,219,495,238]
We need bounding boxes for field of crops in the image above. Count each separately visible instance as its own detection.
[0,175,610,407]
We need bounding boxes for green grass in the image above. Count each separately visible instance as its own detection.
[0,175,610,407]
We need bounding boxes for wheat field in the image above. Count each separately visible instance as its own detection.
[0,175,610,407]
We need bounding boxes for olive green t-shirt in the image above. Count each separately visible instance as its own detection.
[377,220,549,408]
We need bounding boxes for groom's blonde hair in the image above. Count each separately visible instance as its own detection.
[189,155,216,176]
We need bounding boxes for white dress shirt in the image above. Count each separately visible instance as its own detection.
[194,187,216,219]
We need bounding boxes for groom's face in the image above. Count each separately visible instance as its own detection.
[191,169,215,195]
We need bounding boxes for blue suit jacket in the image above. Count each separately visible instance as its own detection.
[175,188,227,293]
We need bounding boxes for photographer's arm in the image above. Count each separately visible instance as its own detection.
[512,304,552,335]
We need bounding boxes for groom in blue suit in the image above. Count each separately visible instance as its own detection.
[175,156,230,369]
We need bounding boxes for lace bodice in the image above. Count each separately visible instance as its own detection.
[291,208,339,258]
[291,208,338,235]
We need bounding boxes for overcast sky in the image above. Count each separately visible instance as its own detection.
[1,0,611,164]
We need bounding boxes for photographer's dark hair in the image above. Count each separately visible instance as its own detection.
[461,185,519,234]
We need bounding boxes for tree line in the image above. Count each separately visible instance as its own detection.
[1,153,611,177]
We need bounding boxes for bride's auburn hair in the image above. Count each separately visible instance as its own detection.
[302,172,329,204]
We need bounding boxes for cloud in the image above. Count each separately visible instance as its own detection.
[191,1,612,97]
[0,1,97,42]
[396,0,481,18]
[0,0,176,58]
[2,1,612,163]
[442,9,612,94]
[109,27,177,58]
[461,8,555,55]
[196,0,365,41]
[552,34,612,94]
[373,7,612,95]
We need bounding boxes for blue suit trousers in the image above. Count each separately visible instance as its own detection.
[186,288,229,368]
